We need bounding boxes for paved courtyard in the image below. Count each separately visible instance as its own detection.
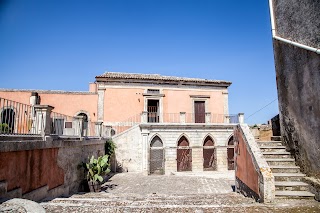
[39,171,320,212]
[102,171,235,195]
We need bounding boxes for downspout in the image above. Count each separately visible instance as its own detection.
[268,0,320,54]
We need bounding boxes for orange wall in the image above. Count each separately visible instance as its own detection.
[0,148,64,194]
[235,128,259,195]
[164,89,224,114]
[0,91,98,122]
[104,87,226,122]
[104,88,145,122]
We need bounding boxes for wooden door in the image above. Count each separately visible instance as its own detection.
[177,148,192,171]
[203,136,215,171]
[194,101,205,123]
[177,136,192,171]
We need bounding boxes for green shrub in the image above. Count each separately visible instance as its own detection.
[0,123,10,133]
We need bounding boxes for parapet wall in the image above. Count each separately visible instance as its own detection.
[234,124,275,202]
[0,136,105,201]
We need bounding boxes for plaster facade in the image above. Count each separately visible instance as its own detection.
[1,72,235,175]
[271,0,320,177]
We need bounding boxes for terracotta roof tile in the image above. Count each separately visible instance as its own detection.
[96,72,231,85]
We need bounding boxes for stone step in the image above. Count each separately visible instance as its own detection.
[270,165,301,173]
[257,141,283,147]
[275,181,309,191]
[262,152,292,158]
[275,190,315,199]
[273,173,306,182]
[259,146,287,151]
[271,136,282,141]
[266,158,296,166]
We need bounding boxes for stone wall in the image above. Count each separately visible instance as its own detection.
[112,125,143,173]
[112,123,235,175]
[0,136,105,201]
[234,124,274,203]
[272,0,320,177]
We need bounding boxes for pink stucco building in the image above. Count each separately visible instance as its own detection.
[0,72,239,174]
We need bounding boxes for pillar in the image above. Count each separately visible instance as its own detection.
[215,146,228,171]
[238,113,245,124]
[97,88,105,121]
[141,129,150,175]
[33,105,54,136]
[205,112,211,124]
[94,121,103,137]
[180,112,186,123]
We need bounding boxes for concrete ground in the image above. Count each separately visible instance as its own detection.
[40,171,320,212]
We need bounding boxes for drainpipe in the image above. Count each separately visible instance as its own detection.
[268,0,320,54]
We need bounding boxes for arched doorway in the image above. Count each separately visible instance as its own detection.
[1,108,15,133]
[177,136,192,172]
[149,136,164,175]
[77,112,88,136]
[227,136,235,170]
[203,136,216,171]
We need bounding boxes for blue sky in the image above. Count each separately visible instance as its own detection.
[0,0,278,125]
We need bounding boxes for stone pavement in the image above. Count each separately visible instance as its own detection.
[102,171,235,195]
[40,171,320,212]
[1,166,318,212]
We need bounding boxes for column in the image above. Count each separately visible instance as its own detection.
[180,112,186,123]
[94,121,103,137]
[73,116,84,137]
[238,113,245,124]
[192,147,203,172]
[141,129,150,175]
[33,105,54,136]
[205,112,211,124]
[141,111,148,123]
[215,146,228,171]
[97,88,105,121]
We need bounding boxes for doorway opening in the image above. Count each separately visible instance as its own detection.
[194,101,205,123]
[147,99,159,123]
[227,136,235,170]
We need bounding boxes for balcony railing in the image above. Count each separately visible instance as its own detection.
[0,97,39,135]
[0,97,99,137]
[111,112,242,136]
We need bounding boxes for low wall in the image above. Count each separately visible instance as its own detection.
[234,124,275,202]
[0,136,106,201]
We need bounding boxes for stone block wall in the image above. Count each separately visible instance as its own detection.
[111,125,143,173]
[111,124,235,175]
[0,136,105,201]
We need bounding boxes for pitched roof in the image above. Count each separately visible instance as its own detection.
[96,72,232,85]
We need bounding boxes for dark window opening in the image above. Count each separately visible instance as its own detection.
[147,100,159,123]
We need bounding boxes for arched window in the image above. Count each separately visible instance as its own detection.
[77,112,88,136]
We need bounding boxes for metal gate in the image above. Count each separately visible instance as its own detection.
[150,136,164,175]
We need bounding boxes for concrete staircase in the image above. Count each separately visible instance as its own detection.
[258,136,315,199]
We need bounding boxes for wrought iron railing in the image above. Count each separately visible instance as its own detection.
[0,97,40,135]
[111,112,240,136]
